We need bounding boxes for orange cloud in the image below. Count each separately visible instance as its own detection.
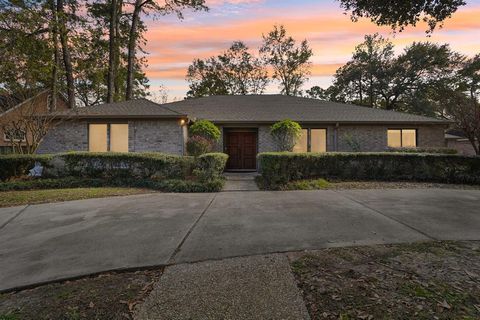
[143,3,480,98]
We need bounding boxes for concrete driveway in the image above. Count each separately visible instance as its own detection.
[1,189,479,292]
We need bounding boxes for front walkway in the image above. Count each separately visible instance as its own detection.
[222,172,259,191]
[1,189,480,292]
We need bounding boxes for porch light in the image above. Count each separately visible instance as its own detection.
[179,119,186,126]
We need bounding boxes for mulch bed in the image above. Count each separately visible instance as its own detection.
[0,269,163,320]
[289,241,480,319]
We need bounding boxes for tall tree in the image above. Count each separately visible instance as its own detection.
[328,36,461,115]
[260,25,313,96]
[125,0,208,100]
[56,0,75,108]
[107,0,118,103]
[186,41,268,97]
[338,0,466,33]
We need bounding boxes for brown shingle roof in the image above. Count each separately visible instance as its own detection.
[58,99,185,118]
[164,95,448,124]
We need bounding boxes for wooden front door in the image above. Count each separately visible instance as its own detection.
[225,131,257,170]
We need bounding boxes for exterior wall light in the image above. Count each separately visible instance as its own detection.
[180,119,186,126]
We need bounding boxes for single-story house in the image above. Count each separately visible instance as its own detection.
[37,95,450,171]
[445,129,478,156]
[0,90,69,154]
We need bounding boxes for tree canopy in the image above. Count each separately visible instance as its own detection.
[339,0,466,33]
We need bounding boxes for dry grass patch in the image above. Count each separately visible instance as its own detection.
[290,241,480,320]
[0,187,153,207]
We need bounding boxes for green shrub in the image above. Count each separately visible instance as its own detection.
[387,147,458,154]
[270,119,303,151]
[258,152,480,189]
[0,154,52,181]
[0,152,228,193]
[189,120,221,142]
[58,152,194,180]
[284,179,330,190]
[0,177,107,191]
[193,153,229,182]
[186,135,214,157]
[0,177,226,193]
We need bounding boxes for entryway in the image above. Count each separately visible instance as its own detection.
[224,129,257,171]
[222,172,259,191]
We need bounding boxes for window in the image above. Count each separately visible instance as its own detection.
[293,129,308,152]
[89,124,108,152]
[89,124,128,152]
[4,130,26,142]
[294,128,327,153]
[110,124,129,152]
[311,129,327,152]
[388,129,417,148]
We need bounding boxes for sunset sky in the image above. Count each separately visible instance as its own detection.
[143,0,480,101]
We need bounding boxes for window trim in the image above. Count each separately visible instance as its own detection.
[88,123,129,152]
[387,128,418,148]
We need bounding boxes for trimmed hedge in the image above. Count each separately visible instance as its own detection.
[0,177,226,193]
[0,154,53,181]
[387,147,458,154]
[57,152,194,179]
[258,152,480,189]
[0,152,229,192]
[193,153,229,182]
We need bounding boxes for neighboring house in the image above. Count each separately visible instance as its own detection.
[0,90,69,154]
[38,95,450,170]
[445,129,478,156]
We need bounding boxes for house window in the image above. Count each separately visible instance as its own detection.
[89,123,129,152]
[311,129,327,152]
[388,129,417,148]
[4,130,26,142]
[293,129,308,152]
[294,128,327,153]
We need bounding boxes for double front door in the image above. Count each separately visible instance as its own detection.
[224,130,257,171]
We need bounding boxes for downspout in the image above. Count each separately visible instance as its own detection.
[334,123,340,151]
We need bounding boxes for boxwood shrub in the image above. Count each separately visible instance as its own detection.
[258,152,480,189]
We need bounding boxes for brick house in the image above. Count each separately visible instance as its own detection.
[0,90,69,154]
[38,95,450,170]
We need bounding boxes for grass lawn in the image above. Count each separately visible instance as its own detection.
[289,241,480,320]
[0,187,154,207]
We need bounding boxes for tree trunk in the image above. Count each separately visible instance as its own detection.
[126,0,142,101]
[113,0,123,102]
[57,0,75,109]
[107,0,117,103]
[50,0,59,111]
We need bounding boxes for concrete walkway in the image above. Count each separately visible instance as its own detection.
[222,172,259,191]
[1,189,480,292]
[134,254,309,320]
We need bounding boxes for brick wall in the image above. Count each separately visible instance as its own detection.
[37,120,88,153]
[129,119,184,155]
[37,119,185,155]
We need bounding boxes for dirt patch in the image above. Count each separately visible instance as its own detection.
[0,269,163,320]
[289,241,480,319]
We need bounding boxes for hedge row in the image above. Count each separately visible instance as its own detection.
[0,154,53,181]
[0,152,229,192]
[258,152,480,189]
[0,177,225,193]
[387,147,458,154]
